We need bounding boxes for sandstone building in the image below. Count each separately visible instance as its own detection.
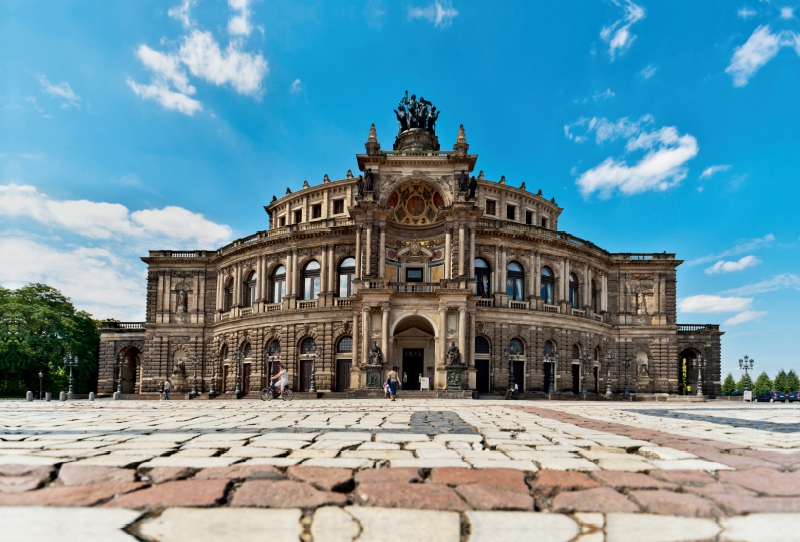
[99,96,722,398]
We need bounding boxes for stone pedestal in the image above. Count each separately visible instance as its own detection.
[363,365,383,389]
[445,365,466,390]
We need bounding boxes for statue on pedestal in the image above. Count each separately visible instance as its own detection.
[457,170,468,192]
[356,175,365,197]
[446,342,462,366]
[467,175,478,200]
[176,289,187,313]
[368,341,383,365]
[364,169,375,192]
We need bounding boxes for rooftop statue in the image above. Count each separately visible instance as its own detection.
[395,90,440,135]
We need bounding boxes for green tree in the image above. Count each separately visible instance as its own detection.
[751,371,773,396]
[774,369,789,394]
[786,370,800,393]
[735,374,753,393]
[721,373,736,395]
[0,284,99,396]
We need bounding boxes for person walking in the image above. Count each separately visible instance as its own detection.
[388,365,400,401]
[163,379,171,401]
[158,380,165,400]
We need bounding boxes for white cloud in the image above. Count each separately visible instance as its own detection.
[724,310,767,325]
[678,294,753,313]
[600,0,646,60]
[641,65,656,79]
[722,273,800,296]
[290,79,304,94]
[0,183,231,246]
[738,7,757,19]
[781,7,794,19]
[705,255,760,274]
[726,25,788,87]
[365,0,386,29]
[228,0,253,36]
[700,164,732,179]
[168,0,195,28]
[593,89,615,101]
[687,234,774,266]
[36,74,81,108]
[127,80,203,115]
[570,117,698,198]
[0,236,146,321]
[129,2,268,114]
[408,1,458,28]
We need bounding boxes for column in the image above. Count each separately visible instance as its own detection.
[365,225,372,277]
[362,307,371,365]
[602,275,608,312]
[438,308,447,375]
[320,245,327,302]
[563,259,570,303]
[328,246,335,293]
[469,312,476,368]
[353,312,360,366]
[535,253,541,296]
[379,226,386,279]
[235,264,242,306]
[381,306,389,366]
[469,227,475,279]
[584,264,590,309]
[458,308,467,365]
[501,248,507,293]
[216,271,223,312]
[458,223,465,277]
[528,251,536,299]
[444,227,452,279]
[355,227,362,279]
[262,256,268,300]
[493,245,499,293]
[255,257,262,302]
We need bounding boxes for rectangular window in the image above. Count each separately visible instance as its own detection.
[278,216,286,227]
[541,217,548,229]
[406,268,424,282]
[294,210,303,224]
[525,211,533,225]
[333,199,344,214]
[506,206,516,220]
[311,204,322,219]
[486,200,496,215]
[304,276,320,300]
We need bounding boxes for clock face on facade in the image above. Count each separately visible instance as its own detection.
[387,182,444,225]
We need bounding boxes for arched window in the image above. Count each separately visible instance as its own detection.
[591,280,598,312]
[303,261,321,300]
[301,338,317,354]
[543,340,555,357]
[475,258,491,298]
[337,336,353,353]
[507,261,525,301]
[271,266,286,304]
[475,336,490,354]
[569,273,580,307]
[594,347,600,362]
[224,278,234,311]
[266,340,280,357]
[338,258,356,298]
[242,343,252,358]
[540,266,554,305]
[572,344,580,359]
[220,345,229,360]
[510,338,524,355]
[244,272,257,308]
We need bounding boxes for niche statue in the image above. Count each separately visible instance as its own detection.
[368,341,383,365]
[446,342,462,366]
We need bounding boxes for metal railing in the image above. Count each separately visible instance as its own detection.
[677,324,720,332]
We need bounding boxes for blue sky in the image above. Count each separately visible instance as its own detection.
[1,0,799,378]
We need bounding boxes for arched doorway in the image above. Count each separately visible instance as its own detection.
[678,348,700,395]
[391,315,437,390]
[119,346,141,394]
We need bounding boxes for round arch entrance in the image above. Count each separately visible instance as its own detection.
[119,346,142,394]
[391,315,437,391]
[678,348,701,395]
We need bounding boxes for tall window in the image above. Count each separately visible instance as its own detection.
[475,258,491,298]
[244,272,257,307]
[540,266,554,305]
[510,338,524,355]
[541,217,548,229]
[338,258,356,297]
[475,336,490,354]
[294,209,302,224]
[572,344,580,359]
[303,261,321,300]
[224,278,234,311]
[525,210,533,225]
[337,336,353,353]
[569,273,580,307]
[242,343,252,358]
[271,266,286,304]
[220,345,229,360]
[543,340,555,357]
[301,338,316,354]
[506,205,516,220]
[311,204,322,219]
[267,340,280,356]
[591,280,598,312]
[486,200,496,215]
[333,199,344,214]
[507,261,525,301]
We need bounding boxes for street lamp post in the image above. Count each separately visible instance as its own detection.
[64,352,78,396]
[234,348,242,396]
[191,354,198,396]
[546,351,558,395]
[604,353,614,397]
[621,354,631,397]
[114,352,124,395]
[39,371,43,400]
[580,347,589,399]
[209,352,217,395]
[695,355,706,396]
[739,355,754,392]
[309,347,318,393]
[504,347,518,391]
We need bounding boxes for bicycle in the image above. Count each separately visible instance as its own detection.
[260,382,294,401]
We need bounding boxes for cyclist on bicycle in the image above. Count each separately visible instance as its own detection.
[271,364,288,397]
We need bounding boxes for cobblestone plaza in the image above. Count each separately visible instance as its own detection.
[1,399,798,541]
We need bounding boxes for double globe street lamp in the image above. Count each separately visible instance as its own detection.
[64,352,79,396]
[739,355,754,391]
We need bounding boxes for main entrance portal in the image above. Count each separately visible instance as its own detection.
[403,349,424,390]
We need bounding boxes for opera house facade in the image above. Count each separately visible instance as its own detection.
[99,95,722,398]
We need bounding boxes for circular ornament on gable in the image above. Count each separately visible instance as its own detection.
[387,182,444,226]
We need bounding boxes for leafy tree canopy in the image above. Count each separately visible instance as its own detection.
[752,371,774,396]
[0,284,99,396]
[721,373,736,396]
